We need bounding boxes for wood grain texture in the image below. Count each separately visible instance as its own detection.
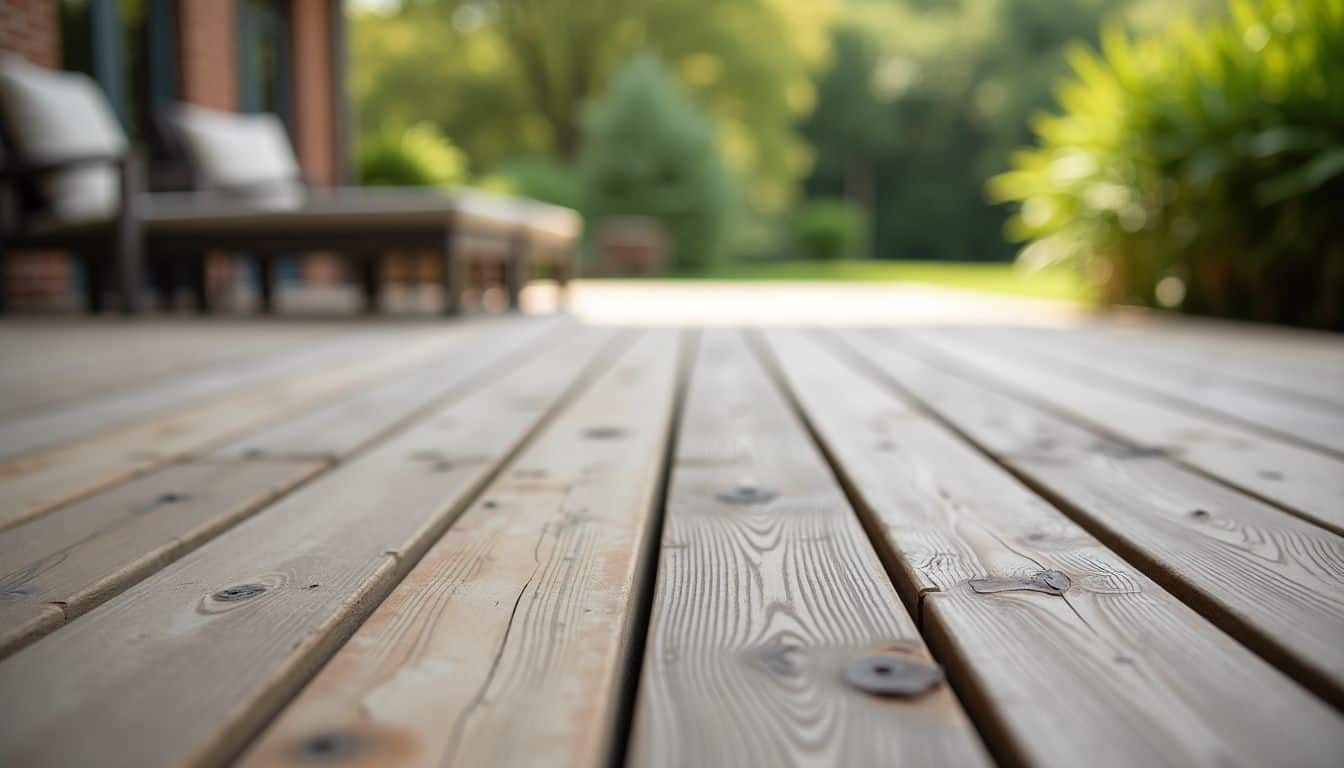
[242,330,683,768]
[0,327,420,460]
[208,319,561,461]
[0,327,481,530]
[835,329,1344,707]
[0,321,555,658]
[1084,321,1344,411]
[766,329,1344,768]
[0,322,332,422]
[0,459,323,657]
[903,328,1344,535]
[0,326,619,768]
[628,330,991,768]
[983,326,1344,455]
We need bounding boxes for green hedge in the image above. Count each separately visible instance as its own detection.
[990,0,1344,328]
[358,123,468,188]
[793,198,869,260]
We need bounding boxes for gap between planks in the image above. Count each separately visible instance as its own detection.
[0,321,549,531]
[756,328,1343,768]
[240,329,687,768]
[0,326,625,768]
[831,327,1344,709]
[627,329,992,768]
[0,321,568,659]
[902,327,1344,537]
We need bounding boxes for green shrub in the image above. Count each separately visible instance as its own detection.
[358,123,468,188]
[578,54,732,272]
[990,0,1344,328]
[793,198,869,260]
[489,157,582,210]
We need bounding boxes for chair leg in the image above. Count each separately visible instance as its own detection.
[151,255,176,311]
[0,245,7,315]
[505,230,528,312]
[256,253,275,314]
[556,247,575,312]
[442,232,465,316]
[191,255,212,314]
[82,251,106,314]
[361,252,382,314]
[115,222,144,316]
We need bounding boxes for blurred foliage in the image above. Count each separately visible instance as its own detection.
[793,198,868,260]
[357,123,468,187]
[577,55,731,272]
[682,259,1095,303]
[801,0,1219,263]
[350,0,834,238]
[483,156,582,210]
[991,0,1344,328]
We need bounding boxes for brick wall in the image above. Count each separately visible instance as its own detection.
[0,0,59,68]
[177,0,237,111]
[1,0,67,308]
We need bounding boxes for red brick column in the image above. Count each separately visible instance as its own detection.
[291,0,335,187]
[177,0,237,111]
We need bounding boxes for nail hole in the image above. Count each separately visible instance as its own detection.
[716,485,777,506]
[583,426,627,440]
[298,731,367,760]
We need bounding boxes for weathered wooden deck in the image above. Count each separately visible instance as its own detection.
[0,315,1341,767]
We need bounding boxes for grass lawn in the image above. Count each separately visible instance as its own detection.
[671,259,1096,303]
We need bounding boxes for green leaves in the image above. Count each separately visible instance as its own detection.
[990,0,1344,328]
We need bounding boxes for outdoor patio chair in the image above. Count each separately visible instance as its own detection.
[0,55,143,314]
[158,104,580,314]
[0,57,579,315]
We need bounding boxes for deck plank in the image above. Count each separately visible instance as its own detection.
[1085,322,1344,411]
[0,326,619,768]
[0,325,503,530]
[242,330,683,768]
[628,330,991,768]
[0,327,428,460]
[207,320,560,461]
[904,328,1344,535]
[0,323,337,423]
[765,328,1344,768]
[984,326,1344,455]
[0,319,556,658]
[834,329,1344,706]
[0,459,323,657]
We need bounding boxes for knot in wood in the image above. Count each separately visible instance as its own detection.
[716,484,776,506]
[845,654,944,697]
[295,730,369,761]
[213,583,268,602]
[969,569,1071,596]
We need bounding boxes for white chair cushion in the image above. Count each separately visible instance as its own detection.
[172,105,303,207]
[0,55,127,221]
